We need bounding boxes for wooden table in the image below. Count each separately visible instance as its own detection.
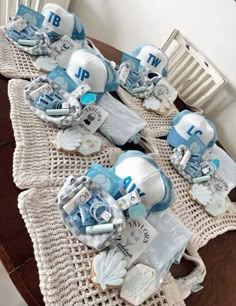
[0,39,235,306]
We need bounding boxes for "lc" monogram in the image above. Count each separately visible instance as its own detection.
[187,125,203,136]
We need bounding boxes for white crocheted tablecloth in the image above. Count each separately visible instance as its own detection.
[8,79,121,189]
[146,137,236,250]
[0,28,40,79]
[117,87,178,138]
[18,187,185,306]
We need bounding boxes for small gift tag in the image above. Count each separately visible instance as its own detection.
[17,4,45,28]
[116,190,141,210]
[115,219,158,267]
[100,210,112,222]
[29,83,53,100]
[62,186,92,214]
[186,134,207,156]
[79,105,108,133]
[71,82,91,99]
[50,34,81,54]
[210,175,233,197]
[119,65,130,84]
[5,17,27,31]
[48,66,78,93]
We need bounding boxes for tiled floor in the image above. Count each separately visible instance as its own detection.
[0,261,27,306]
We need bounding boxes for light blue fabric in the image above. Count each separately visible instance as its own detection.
[137,209,192,280]
[71,15,86,40]
[98,93,146,145]
[99,55,119,92]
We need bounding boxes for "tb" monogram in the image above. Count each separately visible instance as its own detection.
[48,12,61,27]
[75,67,90,81]
[147,53,161,67]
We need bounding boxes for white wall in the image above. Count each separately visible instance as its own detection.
[0,261,26,306]
[70,0,236,160]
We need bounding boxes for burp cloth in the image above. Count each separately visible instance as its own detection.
[98,93,146,145]
[138,209,192,281]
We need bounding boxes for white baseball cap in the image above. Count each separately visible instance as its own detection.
[111,151,174,212]
[66,49,119,93]
[41,3,85,40]
[132,44,168,76]
[167,110,217,148]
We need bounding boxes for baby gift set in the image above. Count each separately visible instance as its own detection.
[1,3,236,306]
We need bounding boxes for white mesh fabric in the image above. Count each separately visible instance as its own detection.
[18,187,185,306]
[0,28,40,79]
[8,79,121,189]
[143,137,236,250]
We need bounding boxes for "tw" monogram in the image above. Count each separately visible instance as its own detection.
[75,67,90,81]
[147,53,161,67]
[48,12,61,27]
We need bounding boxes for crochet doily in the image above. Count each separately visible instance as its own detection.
[8,76,236,306]
[18,187,186,306]
[0,28,40,79]
[117,86,178,138]
[143,137,236,250]
[8,79,121,189]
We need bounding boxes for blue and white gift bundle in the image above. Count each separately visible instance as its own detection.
[167,110,234,217]
[3,2,88,70]
[168,110,218,182]
[2,4,58,56]
[7,3,232,303]
[57,151,193,302]
[24,74,82,128]
[58,151,175,249]
[118,45,178,115]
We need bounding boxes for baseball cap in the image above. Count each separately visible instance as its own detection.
[41,3,85,40]
[111,151,174,212]
[132,44,168,76]
[66,48,119,93]
[167,110,217,148]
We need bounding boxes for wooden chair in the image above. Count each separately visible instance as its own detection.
[162,29,226,108]
[0,0,70,26]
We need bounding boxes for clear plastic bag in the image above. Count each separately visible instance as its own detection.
[136,209,192,289]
